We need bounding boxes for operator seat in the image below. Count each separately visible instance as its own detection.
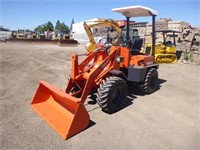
[165,41,173,46]
[128,37,143,54]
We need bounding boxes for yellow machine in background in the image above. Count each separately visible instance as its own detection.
[83,19,121,52]
[16,29,27,39]
[31,31,37,39]
[145,43,177,63]
[83,20,179,64]
[12,29,38,40]
[51,30,78,45]
[143,30,180,64]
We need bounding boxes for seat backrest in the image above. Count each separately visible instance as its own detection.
[130,37,143,50]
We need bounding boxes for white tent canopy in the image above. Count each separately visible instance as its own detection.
[112,5,158,18]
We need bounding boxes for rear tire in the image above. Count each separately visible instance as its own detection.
[139,68,158,94]
[97,76,127,114]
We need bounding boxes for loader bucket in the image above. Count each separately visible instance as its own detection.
[31,80,90,140]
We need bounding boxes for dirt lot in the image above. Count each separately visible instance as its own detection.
[0,42,199,150]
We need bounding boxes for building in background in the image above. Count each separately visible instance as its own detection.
[129,22,147,37]
[72,18,191,44]
[146,24,152,35]
[0,26,11,41]
[168,20,189,32]
[155,18,172,30]
[117,20,135,27]
[155,18,189,32]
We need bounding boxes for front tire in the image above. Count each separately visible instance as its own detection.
[139,68,158,94]
[70,84,81,98]
[97,76,127,114]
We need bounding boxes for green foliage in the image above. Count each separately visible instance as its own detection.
[46,21,54,31]
[182,52,194,62]
[182,53,189,60]
[34,20,69,33]
[34,25,43,31]
[34,21,54,31]
[188,52,194,62]
[55,20,61,31]
[70,18,74,33]
[25,29,31,32]
[55,20,70,33]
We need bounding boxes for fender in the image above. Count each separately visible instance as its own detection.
[109,70,127,80]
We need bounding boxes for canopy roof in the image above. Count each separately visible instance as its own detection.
[112,5,157,18]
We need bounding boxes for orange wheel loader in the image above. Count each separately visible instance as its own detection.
[31,5,159,140]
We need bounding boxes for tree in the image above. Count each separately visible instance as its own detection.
[25,29,31,32]
[34,20,69,32]
[46,21,54,31]
[55,20,69,33]
[34,25,43,31]
[61,22,70,33]
[42,21,54,31]
[70,18,74,33]
[55,20,61,31]
[34,21,54,31]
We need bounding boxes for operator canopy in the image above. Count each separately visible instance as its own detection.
[112,5,158,17]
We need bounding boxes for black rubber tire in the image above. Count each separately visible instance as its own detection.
[70,85,81,98]
[139,68,158,94]
[96,76,127,114]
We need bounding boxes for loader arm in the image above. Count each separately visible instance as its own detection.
[84,19,121,52]
[66,48,120,105]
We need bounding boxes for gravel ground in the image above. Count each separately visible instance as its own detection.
[0,42,200,150]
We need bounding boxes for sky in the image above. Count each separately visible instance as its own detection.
[0,0,199,30]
